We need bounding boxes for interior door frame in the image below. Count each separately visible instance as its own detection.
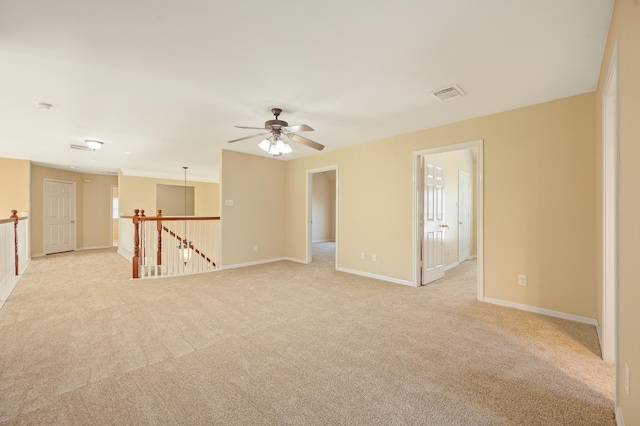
[43,178,77,255]
[306,165,339,267]
[413,140,483,300]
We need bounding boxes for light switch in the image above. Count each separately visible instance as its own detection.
[225,200,234,207]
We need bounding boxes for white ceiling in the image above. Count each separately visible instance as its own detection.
[0,0,614,182]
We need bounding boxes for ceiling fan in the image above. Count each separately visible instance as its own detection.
[228,108,324,156]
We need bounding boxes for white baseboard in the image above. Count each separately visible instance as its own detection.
[445,262,459,271]
[616,406,624,426]
[77,245,114,251]
[284,257,307,264]
[117,247,133,261]
[219,257,288,270]
[0,262,30,311]
[18,259,31,274]
[312,239,336,243]
[595,320,603,351]
[337,267,414,287]
[482,297,597,326]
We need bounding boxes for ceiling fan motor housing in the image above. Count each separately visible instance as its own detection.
[264,119,288,130]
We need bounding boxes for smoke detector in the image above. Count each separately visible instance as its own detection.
[431,84,466,102]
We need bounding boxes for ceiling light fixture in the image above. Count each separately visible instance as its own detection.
[258,133,293,157]
[85,140,103,150]
[36,102,53,110]
[181,166,192,265]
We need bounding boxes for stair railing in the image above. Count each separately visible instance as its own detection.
[131,209,220,279]
[1,210,29,309]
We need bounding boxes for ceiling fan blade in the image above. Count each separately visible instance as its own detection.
[235,125,266,130]
[228,132,269,143]
[285,133,325,151]
[286,124,314,132]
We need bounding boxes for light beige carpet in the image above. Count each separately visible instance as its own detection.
[0,243,614,425]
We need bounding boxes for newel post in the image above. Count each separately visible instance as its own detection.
[156,210,163,266]
[132,209,140,279]
[11,210,18,276]
[140,210,146,264]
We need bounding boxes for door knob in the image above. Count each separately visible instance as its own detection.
[439,224,449,229]
[71,220,76,224]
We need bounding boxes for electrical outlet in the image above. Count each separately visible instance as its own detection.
[626,363,630,395]
[253,245,258,252]
[360,252,365,260]
[518,275,527,286]
[372,254,377,262]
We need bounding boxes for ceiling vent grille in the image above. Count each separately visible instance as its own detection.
[432,84,465,102]
[70,144,92,151]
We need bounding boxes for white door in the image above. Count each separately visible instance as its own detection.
[458,170,471,262]
[422,158,445,285]
[45,180,76,254]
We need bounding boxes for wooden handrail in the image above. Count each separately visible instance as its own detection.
[121,215,220,221]
[0,216,27,225]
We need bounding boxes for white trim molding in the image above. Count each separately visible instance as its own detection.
[601,39,619,365]
[445,262,460,272]
[77,245,114,251]
[616,406,624,426]
[337,267,414,287]
[219,257,288,270]
[483,297,598,326]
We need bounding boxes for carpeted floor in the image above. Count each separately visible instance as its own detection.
[0,243,615,425]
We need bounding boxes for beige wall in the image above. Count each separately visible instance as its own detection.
[428,149,476,267]
[118,172,219,218]
[30,165,117,256]
[595,0,640,422]
[82,174,119,249]
[0,158,30,217]
[312,171,336,242]
[286,93,596,318]
[156,184,195,216]
[220,150,285,267]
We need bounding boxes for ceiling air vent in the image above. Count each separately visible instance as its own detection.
[431,84,465,102]
[70,144,93,151]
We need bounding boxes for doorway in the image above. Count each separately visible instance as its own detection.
[414,140,484,299]
[44,179,76,254]
[307,166,338,266]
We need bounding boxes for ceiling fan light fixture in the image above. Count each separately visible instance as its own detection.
[268,142,281,156]
[275,138,286,152]
[258,138,271,152]
[281,141,293,154]
[229,107,324,153]
[85,140,103,150]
